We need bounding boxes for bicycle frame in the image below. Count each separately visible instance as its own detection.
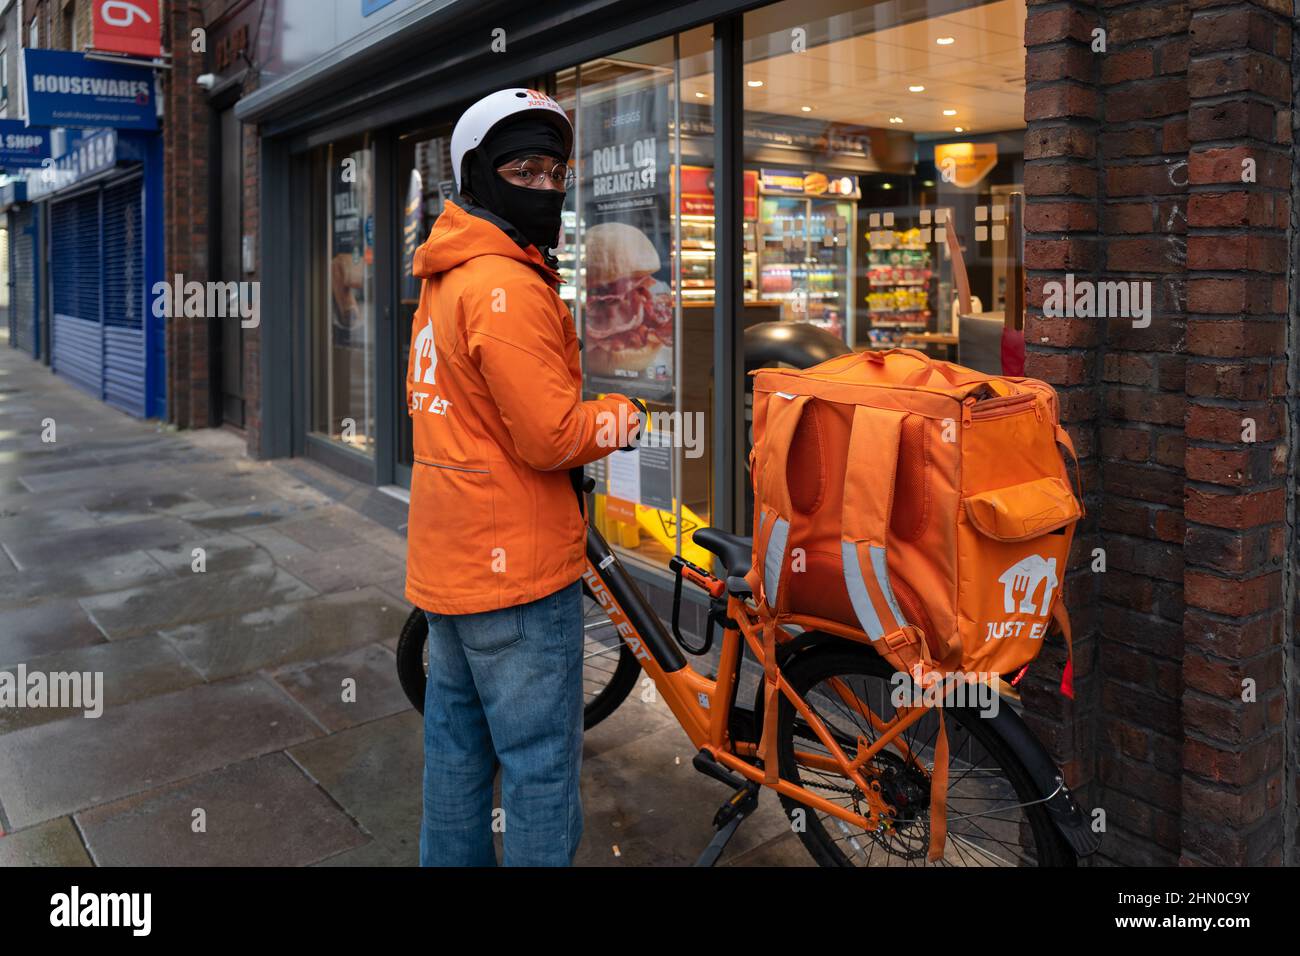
[584,525,912,836]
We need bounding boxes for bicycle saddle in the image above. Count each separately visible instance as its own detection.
[693,527,754,581]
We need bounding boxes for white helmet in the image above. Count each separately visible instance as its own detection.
[450,88,574,194]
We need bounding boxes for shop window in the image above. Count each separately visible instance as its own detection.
[556,26,715,572]
[394,125,456,482]
[743,0,1027,367]
[310,134,377,455]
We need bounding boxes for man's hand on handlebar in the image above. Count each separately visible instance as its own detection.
[620,398,648,452]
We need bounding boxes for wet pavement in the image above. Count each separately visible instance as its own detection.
[0,341,810,867]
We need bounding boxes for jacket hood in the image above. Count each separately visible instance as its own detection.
[413,199,559,284]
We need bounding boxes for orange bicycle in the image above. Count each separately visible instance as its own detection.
[396,515,1100,867]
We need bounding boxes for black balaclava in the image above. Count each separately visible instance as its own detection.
[463,115,568,253]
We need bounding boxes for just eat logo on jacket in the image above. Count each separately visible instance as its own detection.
[93,0,162,59]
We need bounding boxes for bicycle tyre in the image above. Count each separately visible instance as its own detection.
[775,641,1076,867]
[394,582,642,730]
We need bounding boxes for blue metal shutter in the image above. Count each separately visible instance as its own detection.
[102,177,145,416]
[11,207,36,358]
[51,192,104,399]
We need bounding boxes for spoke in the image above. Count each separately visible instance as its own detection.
[789,665,1048,868]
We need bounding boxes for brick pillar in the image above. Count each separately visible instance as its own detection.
[163,0,212,428]
[1022,0,1103,833]
[1180,0,1291,867]
[1090,0,1192,866]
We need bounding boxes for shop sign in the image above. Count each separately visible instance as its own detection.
[759,168,859,199]
[934,142,998,189]
[0,121,53,169]
[677,166,759,218]
[678,165,713,216]
[92,0,162,59]
[23,49,158,131]
[215,22,250,73]
[25,129,120,200]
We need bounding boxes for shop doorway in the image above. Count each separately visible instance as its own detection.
[216,105,245,428]
[392,124,455,488]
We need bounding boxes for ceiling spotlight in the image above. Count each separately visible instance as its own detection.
[936,36,955,45]
[954,126,964,132]
[695,91,707,98]
[888,116,904,124]
[908,85,925,92]
[747,79,764,87]
[943,109,957,116]
[800,105,813,112]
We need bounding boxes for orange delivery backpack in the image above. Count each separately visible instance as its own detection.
[745,347,1084,859]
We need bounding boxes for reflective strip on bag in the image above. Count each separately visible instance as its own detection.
[764,516,789,610]
[842,540,908,641]
[869,544,908,628]
[842,541,884,639]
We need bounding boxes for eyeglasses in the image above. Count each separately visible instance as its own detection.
[498,156,575,190]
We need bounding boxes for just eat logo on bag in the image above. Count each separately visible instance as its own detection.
[985,555,1058,643]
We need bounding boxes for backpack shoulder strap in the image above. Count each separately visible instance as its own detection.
[752,391,808,612]
[840,403,910,642]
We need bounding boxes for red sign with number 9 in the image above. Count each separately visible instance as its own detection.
[93,0,161,58]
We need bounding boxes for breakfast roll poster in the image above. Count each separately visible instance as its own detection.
[578,78,674,403]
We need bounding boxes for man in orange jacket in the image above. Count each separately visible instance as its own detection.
[406,89,640,866]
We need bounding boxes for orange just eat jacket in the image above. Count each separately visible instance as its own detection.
[404,200,638,614]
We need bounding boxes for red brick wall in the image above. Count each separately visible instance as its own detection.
[1025,0,1294,865]
[1022,0,1105,855]
[164,0,212,429]
[1181,0,1291,867]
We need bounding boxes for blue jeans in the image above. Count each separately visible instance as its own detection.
[420,579,584,866]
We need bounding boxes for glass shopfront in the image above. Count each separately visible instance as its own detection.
[285,0,1031,582]
[310,134,377,456]
[556,27,716,572]
[742,0,1028,368]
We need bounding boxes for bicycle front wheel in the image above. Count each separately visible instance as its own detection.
[775,642,1075,867]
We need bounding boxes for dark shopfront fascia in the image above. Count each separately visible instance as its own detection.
[235,0,1033,591]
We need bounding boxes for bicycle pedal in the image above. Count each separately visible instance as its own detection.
[694,783,759,868]
[712,781,760,829]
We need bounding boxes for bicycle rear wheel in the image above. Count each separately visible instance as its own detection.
[775,642,1075,867]
[394,582,641,730]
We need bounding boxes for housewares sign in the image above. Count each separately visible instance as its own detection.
[23,49,158,131]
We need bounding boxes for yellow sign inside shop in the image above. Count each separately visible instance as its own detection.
[933,142,998,188]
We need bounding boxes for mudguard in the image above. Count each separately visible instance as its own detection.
[980,700,1102,858]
